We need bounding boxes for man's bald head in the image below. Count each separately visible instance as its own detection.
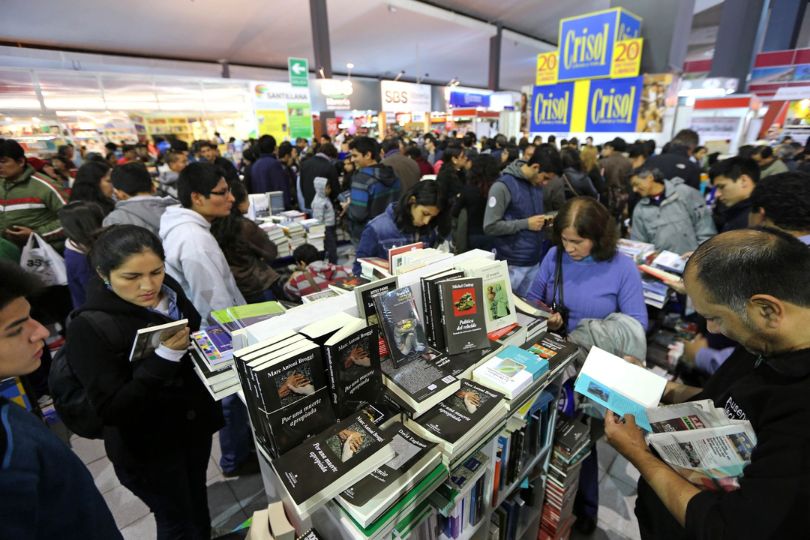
[685,228,810,315]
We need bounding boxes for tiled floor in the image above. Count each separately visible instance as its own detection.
[571,438,642,540]
[70,432,267,539]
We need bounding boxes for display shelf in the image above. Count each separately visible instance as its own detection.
[439,513,488,540]
[495,441,552,508]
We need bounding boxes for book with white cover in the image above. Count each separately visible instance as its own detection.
[574,346,667,431]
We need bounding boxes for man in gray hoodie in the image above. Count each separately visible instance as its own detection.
[103,162,177,236]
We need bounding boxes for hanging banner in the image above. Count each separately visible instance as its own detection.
[287,103,313,139]
[610,38,643,79]
[449,91,491,108]
[536,52,559,86]
[530,82,575,132]
[256,109,288,141]
[585,76,643,132]
[380,81,431,113]
[558,8,642,81]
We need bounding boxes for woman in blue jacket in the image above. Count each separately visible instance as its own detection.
[353,180,449,275]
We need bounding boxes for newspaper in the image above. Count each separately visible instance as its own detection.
[644,400,758,491]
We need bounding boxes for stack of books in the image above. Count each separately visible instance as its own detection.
[283,222,307,253]
[455,258,518,335]
[389,247,453,276]
[260,222,290,257]
[335,422,443,529]
[405,380,506,464]
[540,416,590,540]
[472,345,549,400]
[617,238,656,263]
[301,218,326,252]
[519,333,581,383]
[190,325,239,399]
[278,210,307,222]
[641,275,670,309]
[358,257,392,280]
[210,301,286,333]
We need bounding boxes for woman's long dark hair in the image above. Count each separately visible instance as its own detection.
[552,197,618,262]
[58,201,105,251]
[394,180,449,236]
[69,161,115,214]
[210,181,250,256]
[468,154,500,199]
[89,224,165,278]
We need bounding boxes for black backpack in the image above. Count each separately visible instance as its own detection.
[49,311,125,439]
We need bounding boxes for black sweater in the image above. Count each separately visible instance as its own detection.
[635,346,810,539]
[65,275,223,466]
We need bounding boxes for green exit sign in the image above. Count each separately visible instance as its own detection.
[288,57,309,87]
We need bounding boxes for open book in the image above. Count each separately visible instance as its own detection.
[129,319,189,362]
[645,400,757,491]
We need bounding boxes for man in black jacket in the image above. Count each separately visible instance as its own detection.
[710,157,759,232]
[645,129,702,190]
[299,142,339,213]
[0,261,121,539]
[606,228,810,539]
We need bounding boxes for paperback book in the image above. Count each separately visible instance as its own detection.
[323,325,383,419]
[437,277,490,356]
[336,423,442,527]
[472,345,550,399]
[211,301,286,333]
[521,333,581,374]
[354,276,398,359]
[380,350,460,416]
[128,319,189,362]
[190,324,233,367]
[456,259,517,333]
[420,269,464,350]
[374,286,429,368]
[273,410,396,517]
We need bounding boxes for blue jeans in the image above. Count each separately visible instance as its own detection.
[218,395,252,473]
[508,263,540,298]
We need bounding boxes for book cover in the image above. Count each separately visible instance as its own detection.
[387,242,424,271]
[301,289,340,303]
[416,380,505,445]
[329,276,370,293]
[338,423,439,509]
[211,301,286,333]
[266,387,337,457]
[521,333,580,373]
[128,319,189,362]
[421,270,464,350]
[273,411,394,511]
[472,345,549,399]
[380,349,459,409]
[324,326,383,419]
[374,287,428,368]
[354,277,398,360]
[191,325,233,368]
[438,277,490,356]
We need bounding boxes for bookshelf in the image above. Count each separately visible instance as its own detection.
[236,250,578,540]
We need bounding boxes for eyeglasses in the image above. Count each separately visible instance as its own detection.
[209,187,231,197]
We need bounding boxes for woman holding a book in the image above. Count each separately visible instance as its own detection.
[353,180,450,275]
[64,225,224,540]
[525,196,647,535]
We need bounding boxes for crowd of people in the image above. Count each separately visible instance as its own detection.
[2,123,810,539]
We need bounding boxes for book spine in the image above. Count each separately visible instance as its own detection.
[422,278,436,349]
[436,283,448,352]
[323,345,342,416]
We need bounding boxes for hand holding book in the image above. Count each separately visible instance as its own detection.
[603,411,651,462]
[160,325,190,351]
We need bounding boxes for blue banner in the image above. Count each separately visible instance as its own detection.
[449,91,491,108]
[617,10,642,41]
[530,83,575,132]
[559,10,618,81]
[585,76,643,133]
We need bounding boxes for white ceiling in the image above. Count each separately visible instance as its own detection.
[1,0,723,91]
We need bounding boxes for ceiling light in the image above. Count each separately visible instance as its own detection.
[346,63,354,69]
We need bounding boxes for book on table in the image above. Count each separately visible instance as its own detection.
[387,242,424,272]
[301,289,340,303]
[374,286,430,368]
[437,277,491,356]
[574,346,667,431]
[335,422,442,527]
[190,324,233,368]
[455,258,518,333]
[380,349,460,417]
[328,276,370,294]
[420,269,464,351]
[405,379,506,463]
[128,318,189,362]
[472,345,550,399]
[520,332,581,375]
[272,409,396,517]
[210,301,286,334]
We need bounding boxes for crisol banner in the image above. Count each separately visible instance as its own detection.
[530,82,575,132]
[558,8,642,82]
[584,76,643,132]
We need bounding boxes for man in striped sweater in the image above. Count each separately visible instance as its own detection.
[0,139,68,251]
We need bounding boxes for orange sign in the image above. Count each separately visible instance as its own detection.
[610,38,643,79]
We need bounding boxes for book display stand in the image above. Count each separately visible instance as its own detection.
[231,250,580,540]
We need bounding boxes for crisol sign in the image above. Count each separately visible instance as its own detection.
[585,76,643,132]
[530,82,575,132]
[558,8,641,81]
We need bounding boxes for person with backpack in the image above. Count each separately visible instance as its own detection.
[63,225,223,540]
[0,260,121,539]
[346,137,401,243]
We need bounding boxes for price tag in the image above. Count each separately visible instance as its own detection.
[610,38,643,79]
[536,51,559,86]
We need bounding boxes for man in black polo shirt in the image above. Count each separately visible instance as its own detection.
[605,228,810,539]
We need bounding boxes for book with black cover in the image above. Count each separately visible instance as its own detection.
[336,423,442,527]
[324,325,382,419]
[420,269,464,350]
[521,332,581,374]
[354,276,398,360]
[266,387,336,457]
[273,410,395,516]
[437,277,489,356]
[380,350,460,416]
[374,287,428,368]
[407,380,506,453]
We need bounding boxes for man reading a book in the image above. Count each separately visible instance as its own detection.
[604,228,810,539]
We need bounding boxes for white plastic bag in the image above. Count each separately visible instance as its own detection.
[20,233,68,286]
